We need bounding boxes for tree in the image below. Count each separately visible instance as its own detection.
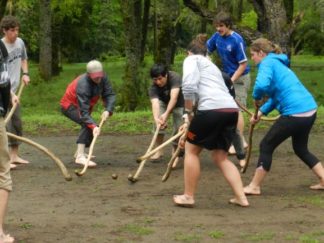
[154,0,180,66]
[120,0,143,111]
[39,0,52,80]
[0,0,8,20]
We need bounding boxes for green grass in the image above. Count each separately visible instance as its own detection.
[241,232,276,241]
[20,55,324,135]
[119,223,154,236]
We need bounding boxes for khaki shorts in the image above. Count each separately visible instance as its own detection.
[234,73,251,107]
[0,117,12,191]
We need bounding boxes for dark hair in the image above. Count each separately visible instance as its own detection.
[150,63,168,78]
[213,12,232,28]
[0,15,20,31]
[187,33,208,56]
[250,38,282,54]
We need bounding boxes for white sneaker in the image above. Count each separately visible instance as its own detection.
[74,152,96,159]
[75,156,97,167]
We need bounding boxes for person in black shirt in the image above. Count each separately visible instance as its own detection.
[148,64,184,162]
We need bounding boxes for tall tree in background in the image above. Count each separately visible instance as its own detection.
[120,0,143,111]
[0,0,8,20]
[183,0,300,54]
[140,0,150,61]
[154,0,180,66]
[247,0,299,54]
[39,0,52,80]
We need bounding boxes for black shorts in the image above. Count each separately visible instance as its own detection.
[186,109,238,151]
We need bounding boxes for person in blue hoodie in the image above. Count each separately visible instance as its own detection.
[244,38,324,195]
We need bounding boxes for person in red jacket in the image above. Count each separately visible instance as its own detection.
[60,60,116,167]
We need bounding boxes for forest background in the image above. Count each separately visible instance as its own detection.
[0,0,323,134]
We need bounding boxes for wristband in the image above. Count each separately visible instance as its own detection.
[22,72,29,76]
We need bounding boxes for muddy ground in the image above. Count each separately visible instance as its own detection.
[5,131,324,243]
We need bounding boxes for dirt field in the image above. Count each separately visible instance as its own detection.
[5,131,324,243]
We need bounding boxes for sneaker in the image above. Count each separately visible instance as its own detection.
[74,152,96,159]
[75,156,97,168]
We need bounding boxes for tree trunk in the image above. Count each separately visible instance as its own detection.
[248,0,291,54]
[154,0,180,67]
[120,0,142,111]
[200,0,209,33]
[140,0,150,62]
[0,0,8,21]
[39,0,52,81]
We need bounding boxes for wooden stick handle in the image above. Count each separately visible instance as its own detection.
[235,99,279,122]
[162,125,188,182]
[241,107,259,173]
[7,132,72,181]
[128,124,161,182]
[136,130,184,163]
[5,83,25,124]
[75,117,106,176]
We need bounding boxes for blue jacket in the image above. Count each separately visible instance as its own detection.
[253,53,317,115]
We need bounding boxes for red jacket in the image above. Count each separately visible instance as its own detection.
[60,73,116,129]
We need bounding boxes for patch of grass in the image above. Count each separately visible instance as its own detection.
[299,231,324,243]
[120,223,154,236]
[90,223,106,228]
[20,222,33,229]
[209,230,225,239]
[241,232,275,241]
[174,232,201,242]
[297,195,324,208]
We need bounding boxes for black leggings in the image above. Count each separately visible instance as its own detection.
[258,113,319,171]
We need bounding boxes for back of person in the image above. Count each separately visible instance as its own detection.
[182,54,237,111]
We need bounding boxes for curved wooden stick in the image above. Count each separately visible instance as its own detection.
[5,82,25,124]
[241,107,259,174]
[235,99,279,122]
[136,130,184,163]
[161,125,188,182]
[128,124,161,183]
[75,117,105,177]
[7,132,72,181]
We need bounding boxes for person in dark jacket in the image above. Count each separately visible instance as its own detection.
[60,60,116,167]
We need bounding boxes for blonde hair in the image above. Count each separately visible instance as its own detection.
[250,38,282,54]
[187,33,208,56]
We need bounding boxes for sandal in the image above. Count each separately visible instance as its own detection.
[173,194,195,207]
[0,233,15,243]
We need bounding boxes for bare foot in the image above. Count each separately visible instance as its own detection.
[0,233,15,243]
[309,183,324,190]
[229,197,249,207]
[173,194,195,207]
[10,163,17,170]
[11,156,29,164]
[244,185,261,195]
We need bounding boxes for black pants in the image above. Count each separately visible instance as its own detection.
[258,113,319,171]
[61,105,93,147]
